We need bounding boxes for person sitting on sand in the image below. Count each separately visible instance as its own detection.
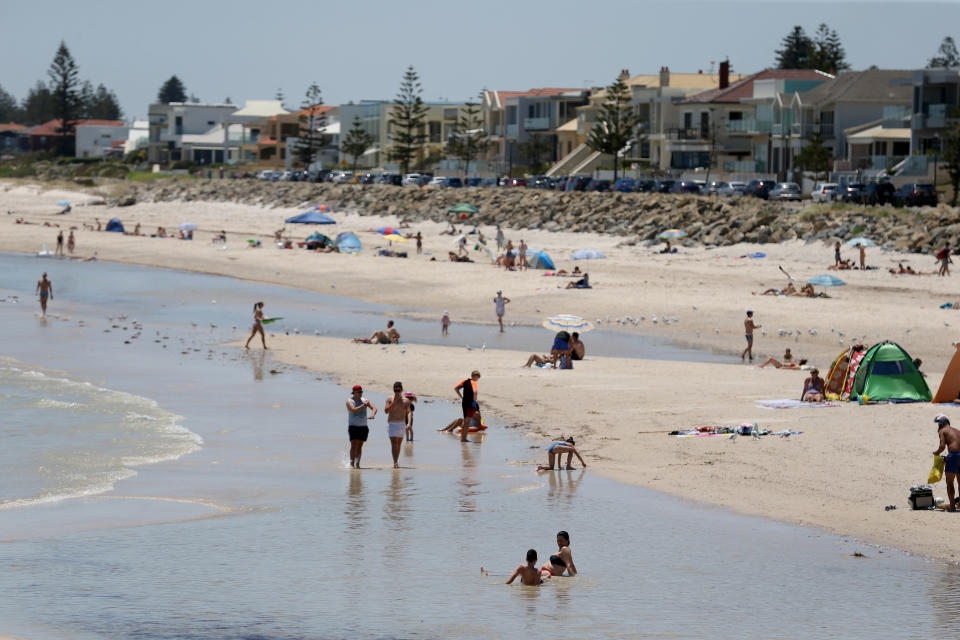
[801,368,825,402]
[565,273,590,289]
[550,331,572,368]
[353,320,399,344]
[797,283,816,297]
[540,531,577,578]
[761,282,797,296]
[570,332,585,361]
[134,223,141,236]
[439,410,482,434]
[828,259,853,270]
[507,549,543,585]
[537,438,586,471]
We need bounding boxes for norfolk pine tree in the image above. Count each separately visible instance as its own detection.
[48,41,81,156]
[587,71,639,182]
[157,76,188,104]
[775,27,814,69]
[295,83,329,168]
[446,99,488,178]
[389,66,428,175]
[928,37,960,68]
[341,116,374,174]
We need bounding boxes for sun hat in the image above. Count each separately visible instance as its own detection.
[935,413,950,426]
[496,289,502,294]
[443,310,449,316]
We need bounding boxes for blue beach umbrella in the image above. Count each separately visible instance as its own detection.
[845,237,876,247]
[571,249,606,260]
[806,275,846,287]
[286,211,336,224]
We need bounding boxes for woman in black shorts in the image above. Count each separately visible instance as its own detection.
[346,385,377,468]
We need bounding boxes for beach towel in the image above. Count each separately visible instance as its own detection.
[929,455,945,484]
[755,399,841,410]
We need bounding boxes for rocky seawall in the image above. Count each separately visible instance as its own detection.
[108,180,960,253]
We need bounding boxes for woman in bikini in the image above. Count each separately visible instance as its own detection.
[244,301,267,349]
[541,531,577,578]
[537,437,586,470]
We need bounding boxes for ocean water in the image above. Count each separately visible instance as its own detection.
[0,252,959,640]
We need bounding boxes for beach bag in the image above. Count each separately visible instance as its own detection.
[928,455,946,484]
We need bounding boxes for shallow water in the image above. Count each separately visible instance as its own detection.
[0,254,958,640]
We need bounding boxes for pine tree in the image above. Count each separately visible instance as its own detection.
[775,26,814,69]
[78,81,95,119]
[20,81,54,125]
[793,122,832,179]
[586,71,639,182]
[943,109,960,205]
[812,24,850,73]
[0,84,19,123]
[294,83,328,169]
[157,75,187,104]
[517,135,552,175]
[88,84,122,120]
[341,115,374,174]
[446,99,488,178]
[928,36,960,68]
[47,41,81,156]
[388,65,429,175]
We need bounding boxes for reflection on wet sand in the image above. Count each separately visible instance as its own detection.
[247,350,266,381]
[929,564,960,630]
[545,469,583,503]
[346,470,367,534]
[458,441,479,513]
[382,472,413,565]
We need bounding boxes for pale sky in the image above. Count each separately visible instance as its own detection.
[0,0,956,121]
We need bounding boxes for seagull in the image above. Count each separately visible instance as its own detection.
[651,316,658,323]
[761,328,768,336]
[481,344,487,351]
[692,305,697,310]
[714,328,720,334]
[729,433,737,442]
[401,347,406,354]
[465,345,472,350]
[946,322,951,327]
[209,322,217,328]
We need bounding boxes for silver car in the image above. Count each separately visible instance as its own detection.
[717,181,747,197]
[811,183,838,203]
[768,182,802,201]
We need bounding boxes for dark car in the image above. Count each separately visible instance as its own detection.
[359,173,377,185]
[532,175,552,188]
[745,179,775,199]
[654,179,676,193]
[670,180,701,194]
[553,176,569,190]
[441,177,463,188]
[586,178,611,192]
[376,173,402,186]
[614,178,636,192]
[465,176,483,187]
[839,182,865,202]
[635,179,656,193]
[565,175,591,191]
[479,177,498,188]
[894,183,938,207]
[859,182,896,206]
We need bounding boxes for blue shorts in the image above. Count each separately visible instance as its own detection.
[745,334,752,343]
[945,452,960,474]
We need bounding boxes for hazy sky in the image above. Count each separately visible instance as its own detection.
[1,0,956,121]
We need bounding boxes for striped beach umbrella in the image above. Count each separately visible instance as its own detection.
[845,237,876,247]
[542,314,595,333]
[658,229,687,239]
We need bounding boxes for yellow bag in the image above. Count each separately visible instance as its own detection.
[929,455,946,484]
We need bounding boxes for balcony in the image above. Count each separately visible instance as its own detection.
[523,116,550,130]
[724,160,764,173]
[791,122,819,137]
[665,127,703,141]
[725,119,772,134]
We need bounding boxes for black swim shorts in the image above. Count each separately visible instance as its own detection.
[348,426,369,442]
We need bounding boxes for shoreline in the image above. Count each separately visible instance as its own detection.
[4,181,960,564]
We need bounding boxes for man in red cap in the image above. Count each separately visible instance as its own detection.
[346,385,377,468]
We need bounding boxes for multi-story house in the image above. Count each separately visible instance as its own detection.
[899,68,960,154]
[148,100,287,165]
[483,88,589,174]
[241,105,338,166]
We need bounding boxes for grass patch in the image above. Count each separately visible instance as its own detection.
[127,171,195,183]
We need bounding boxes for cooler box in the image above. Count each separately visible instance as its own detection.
[909,487,935,510]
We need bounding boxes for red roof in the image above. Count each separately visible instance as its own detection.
[21,119,125,136]
[294,105,334,117]
[0,123,26,133]
[680,69,833,104]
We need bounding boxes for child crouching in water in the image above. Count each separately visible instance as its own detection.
[506,549,543,585]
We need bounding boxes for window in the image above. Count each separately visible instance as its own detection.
[207,121,215,126]
[429,122,441,143]
[683,112,692,129]
[729,111,743,121]
[700,112,710,133]
[506,106,517,125]
[444,108,457,120]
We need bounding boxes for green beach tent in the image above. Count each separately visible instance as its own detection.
[852,341,931,403]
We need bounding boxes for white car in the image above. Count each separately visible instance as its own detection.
[257,170,276,180]
[331,171,354,184]
[402,173,423,187]
[811,183,838,203]
[428,176,446,187]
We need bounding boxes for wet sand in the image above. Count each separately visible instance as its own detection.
[3,180,960,563]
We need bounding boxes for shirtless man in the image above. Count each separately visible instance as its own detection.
[36,272,53,316]
[857,243,866,270]
[933,414,960,512]
[741,310,760,362]
[570,332,585,362]
[55,230,64,256]
[384,381,415,468]
[353,320,399,344]
[506,549,542,586]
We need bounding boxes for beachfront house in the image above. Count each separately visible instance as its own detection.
[0,123,26,152]
[239,104,339,168]
[148,100,288,166]
[482,88,590,176]
[15,119,126,156]
[75,121,130,158]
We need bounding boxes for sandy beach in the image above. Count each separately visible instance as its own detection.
[4,180,959,563]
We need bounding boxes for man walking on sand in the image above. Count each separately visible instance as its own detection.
[455,370,481,442]
[494,290,510,332]
[741,310,760,362]
[857,242,866,270]
[934,414,960,511]
[55,230,64,256]
[384,381,415,468]
[36,272,53,316]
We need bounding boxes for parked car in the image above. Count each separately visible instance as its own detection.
[358,173,376,184]
[441,177,463,188]
[654,179,676,193]
[331,171,354,184]
[465,176,483,187]
[859,182,896,206]
[552,176,570,190]
[376,173,402,186]
[532,175,552,188]
[614,178,636,192]
[428,176,447,187]
[811,182,838,203]
[745,179,775,199]
[565,175,591,191]
[705,180,724,196]
[838,182,864,202]
[257,170,276,180]
[402,173,423,187]
[507,177,527,187]
[893,182,938,207]
[479,177,499,188]
[768,182,802,201]
[586,178,611,192]
[670,180,701,194]
[717,181,747,197]
[635,179,656,193]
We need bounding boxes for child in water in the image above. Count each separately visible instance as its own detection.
[506,549,543,585]
[441,311,450,336]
